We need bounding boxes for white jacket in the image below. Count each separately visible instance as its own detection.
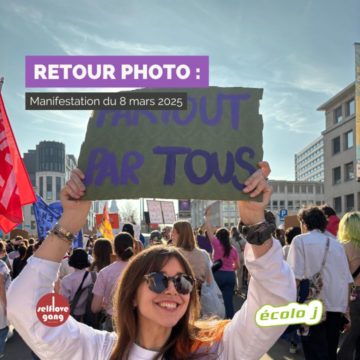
[7,239,296,360]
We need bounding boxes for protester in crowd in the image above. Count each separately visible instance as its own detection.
[337,211,360,360]
[281,227,301,354]
[24,245,34,261]
[237,220,250,289]
[60,249,92,322]
[33,242,41,252]
[22,239,29,248]
[6,236,22,262]
[230,226,245,294]
[287,206,353,360]
[148,230,166,246]
[274,228,285,247]
[0,241,11,272]
[85,236,95,256]
[196,229,213,256]
[204,219,240,319]
[7,162,296,359]
[11,245,27,279]
[91,232,134,331]
[122,223,143,255]
[282,226,301,261]
[172,221,212,293]
[161,226,172,243]
[0,258,10,358]
[89,238,113,273]
[58,249,74,280]
[320,204,340,237]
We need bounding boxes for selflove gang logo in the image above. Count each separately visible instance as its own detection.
[255,300,324,327]
[36,293,70,327]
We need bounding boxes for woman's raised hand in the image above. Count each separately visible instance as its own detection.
[58,168,91,234]
[237,161,272,226]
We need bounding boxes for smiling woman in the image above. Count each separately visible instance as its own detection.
[6,162,296,360]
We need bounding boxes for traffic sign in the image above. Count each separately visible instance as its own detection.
[279,209,288,222]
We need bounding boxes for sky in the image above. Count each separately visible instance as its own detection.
[0,0,359,183]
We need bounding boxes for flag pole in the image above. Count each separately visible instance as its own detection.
[0,77,4,94]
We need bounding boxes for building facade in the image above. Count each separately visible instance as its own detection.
[318,83,358,215]
[22,141,98,236]
[295,136,324,182]
[191,180,325,228]
[268,180,325,217]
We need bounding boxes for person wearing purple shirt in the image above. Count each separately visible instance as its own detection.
[196,229,213,256]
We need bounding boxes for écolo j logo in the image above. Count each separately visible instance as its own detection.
[256,300,323,327]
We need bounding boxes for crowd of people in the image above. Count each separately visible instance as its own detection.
[0,162,357,359]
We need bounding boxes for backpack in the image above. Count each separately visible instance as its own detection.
[70,271,104,329]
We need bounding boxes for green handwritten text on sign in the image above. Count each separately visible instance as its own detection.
[78,87,264,200]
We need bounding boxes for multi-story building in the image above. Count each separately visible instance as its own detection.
[268,180,325,217]
[318,82,358,215]
[23,141,66,202]
[191,180,325,228]
[22,141,97,236]
[295,136,324,182]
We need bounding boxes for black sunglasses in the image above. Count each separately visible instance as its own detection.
[144,272,194,295]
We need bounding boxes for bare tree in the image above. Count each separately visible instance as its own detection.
[120,201,139,224]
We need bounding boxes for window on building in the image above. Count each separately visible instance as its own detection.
[344,130,354,150]
[56,177,62,200]
[333,167,341,185]
[46,176,52,200]
[39,176,44,198]
[334,197,342,214]
[295,200,301,209]
[272,200,278,210]
[344,162,354,181]
[334,106,343,124]
[315,184,321,194]
[316,201,322,206]
[346,98,355,117]
[301,200,307,208]
[301,185,307,193]
[345,194,355,212]
[332,136,341,154]
[287,184,293,193]
[279,184,285,193]
[280,200,285,208]
[288,200,293,210]
[272,184,278,193]
[295,185,299,194]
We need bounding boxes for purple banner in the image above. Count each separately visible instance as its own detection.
[25,56,209,88]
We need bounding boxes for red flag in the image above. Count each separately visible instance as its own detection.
[0,94,36,233]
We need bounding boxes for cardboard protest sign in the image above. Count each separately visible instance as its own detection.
[78,87,263,200]
[284,215,300,230]
[10,229,29,239]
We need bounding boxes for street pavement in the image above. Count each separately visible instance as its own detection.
[4,290,305,360]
